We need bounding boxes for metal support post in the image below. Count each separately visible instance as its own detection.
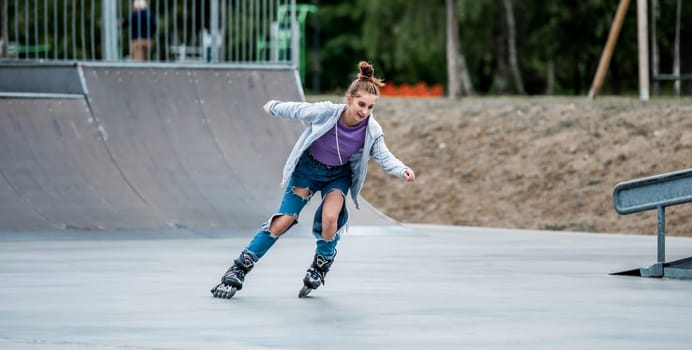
[210,0,219,63]
[102,0,118,61]
[657,206,665,264]
[640,205,665,277]
[290,0,299,72]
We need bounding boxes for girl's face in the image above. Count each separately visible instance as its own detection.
[345,91,377,126]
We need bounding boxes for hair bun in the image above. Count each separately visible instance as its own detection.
[358,61,374,80]
[347,60,385,93]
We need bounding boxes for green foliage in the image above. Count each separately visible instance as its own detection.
[359,0,446,85]
[307,0,367,93]
[456,0,501,93]
[5,0,102,60]
[310,0,691,95]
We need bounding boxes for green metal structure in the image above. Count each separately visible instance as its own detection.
[257,4,316,85]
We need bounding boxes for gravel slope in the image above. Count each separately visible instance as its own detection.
[307,95,692,236]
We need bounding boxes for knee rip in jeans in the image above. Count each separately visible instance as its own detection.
[325,188,346,199]
[291,186,313,201]
[265,213,298,237]
[319,189,347,241]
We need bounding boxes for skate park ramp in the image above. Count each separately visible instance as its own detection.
[0,63,392,232]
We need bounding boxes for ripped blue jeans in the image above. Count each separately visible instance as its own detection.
[243,151,351,262]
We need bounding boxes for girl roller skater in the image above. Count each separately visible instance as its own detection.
[211,61,415,299]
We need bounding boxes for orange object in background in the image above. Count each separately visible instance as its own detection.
[429,84,443,96]
[380,81,444,97]
[379,84,398,96]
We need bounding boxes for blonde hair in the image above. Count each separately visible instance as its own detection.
[347,61,385,97]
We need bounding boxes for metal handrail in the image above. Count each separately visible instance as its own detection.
[613,168,692,278]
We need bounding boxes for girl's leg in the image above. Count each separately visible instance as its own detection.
[244,186,313,261]
[302,189,349,292]
[214,154,316,298]
[313,189,347,258]
[244,152,316,261]
[320,190,345,241]
[213,184,313,298]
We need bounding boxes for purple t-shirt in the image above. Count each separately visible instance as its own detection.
[309,117,368,166]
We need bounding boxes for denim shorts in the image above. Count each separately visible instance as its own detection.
[243,151,352,260]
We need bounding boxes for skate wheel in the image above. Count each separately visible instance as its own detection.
[298,285,312,298]
[211,283,237,299]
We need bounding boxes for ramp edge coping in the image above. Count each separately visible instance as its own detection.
[0,92,84,99]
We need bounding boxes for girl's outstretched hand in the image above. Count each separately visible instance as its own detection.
[403,168,415,182]
[263,100,274,113]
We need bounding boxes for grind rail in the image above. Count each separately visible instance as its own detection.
[612,168,692,279]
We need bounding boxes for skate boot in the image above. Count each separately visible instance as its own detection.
[210,252,255,299]
[298,253,334,298]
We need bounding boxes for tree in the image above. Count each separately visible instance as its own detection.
[309,0,690,95]
[446,0,461,98]
[502,0,525,94]
[359,0,446,85]
[651,0,660,96]
[446,0,474,98]
[673,0,681,96]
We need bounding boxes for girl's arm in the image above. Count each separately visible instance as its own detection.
[371,136,415,182]
[263,100,330,122]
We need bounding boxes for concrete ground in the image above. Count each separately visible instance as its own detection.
[1,224,692,350]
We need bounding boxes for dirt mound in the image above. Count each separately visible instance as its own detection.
[357,96,692,236]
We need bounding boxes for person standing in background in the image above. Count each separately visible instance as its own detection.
[122,0,157,61]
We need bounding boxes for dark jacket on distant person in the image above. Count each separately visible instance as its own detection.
[123,10,157,40]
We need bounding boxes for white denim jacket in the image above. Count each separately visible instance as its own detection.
[265,100,409,209]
